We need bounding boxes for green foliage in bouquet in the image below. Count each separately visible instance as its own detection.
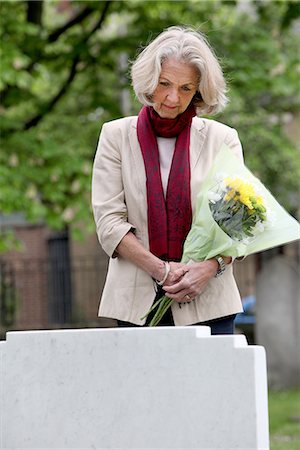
[209,177,268,241]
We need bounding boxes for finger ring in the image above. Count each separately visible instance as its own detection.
[185,294,191,301]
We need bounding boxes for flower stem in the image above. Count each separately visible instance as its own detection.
[140,296,166,321]
[148,296,173,327]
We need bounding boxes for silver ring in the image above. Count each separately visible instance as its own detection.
[185,294,191,301]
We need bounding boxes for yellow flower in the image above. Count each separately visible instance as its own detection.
[224,177,264,210]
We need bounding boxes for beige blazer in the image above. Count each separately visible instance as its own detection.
[92,116,244,325]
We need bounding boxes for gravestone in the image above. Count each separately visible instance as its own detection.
[1,327,269,449]
[256,254,300,389]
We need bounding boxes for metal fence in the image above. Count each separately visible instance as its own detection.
[0,256,109,333]
[0,252,261,336]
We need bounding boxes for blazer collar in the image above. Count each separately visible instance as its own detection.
[128,115,206,171]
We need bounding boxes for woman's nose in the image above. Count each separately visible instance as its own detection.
[167,88,179,103]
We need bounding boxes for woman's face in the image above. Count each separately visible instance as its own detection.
[152,58,199,119]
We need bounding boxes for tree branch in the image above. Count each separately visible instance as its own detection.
[48,6,95,43]
[87,0,111,38]
[23,1,112,131]
[24,55,80,130]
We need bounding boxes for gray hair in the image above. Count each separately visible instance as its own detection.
[131,26,228,115]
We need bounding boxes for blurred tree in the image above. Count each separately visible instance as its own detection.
[0,0,299,252]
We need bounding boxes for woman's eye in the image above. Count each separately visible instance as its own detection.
[159,81,169,87]
[182,86,191,92]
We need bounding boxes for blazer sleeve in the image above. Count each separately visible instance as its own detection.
[224,127,244,163]
[91,122,135,258]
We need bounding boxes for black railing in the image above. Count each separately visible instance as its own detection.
[0,260,17,326]
[0,256,108,331]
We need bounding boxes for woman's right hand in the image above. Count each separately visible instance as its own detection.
[164,262,188,286]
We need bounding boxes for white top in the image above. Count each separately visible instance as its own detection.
[157,136,176,197]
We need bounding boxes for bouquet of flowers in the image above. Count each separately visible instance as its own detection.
[142,145,300,326]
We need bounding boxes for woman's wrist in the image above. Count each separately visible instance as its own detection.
[151,259,168,282]
[196,257,232,278]
[156,261,170,285]
[223,256,232,265]
[205,259,219,276]
[210,255,232,277]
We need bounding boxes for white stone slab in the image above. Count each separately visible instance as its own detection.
[1,327,269,449]
[0,340,5,450]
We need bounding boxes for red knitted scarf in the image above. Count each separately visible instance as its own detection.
[137,104,196,261]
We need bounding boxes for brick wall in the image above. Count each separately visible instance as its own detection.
[1,225,51,330]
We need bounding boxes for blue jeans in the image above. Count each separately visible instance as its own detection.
[193,314,236,335]
[117,303,236,335]
[117,314,236,335]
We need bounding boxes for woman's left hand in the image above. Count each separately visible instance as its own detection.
[162,260,219,303]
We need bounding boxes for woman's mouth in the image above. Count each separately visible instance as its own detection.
[163,104,178,109]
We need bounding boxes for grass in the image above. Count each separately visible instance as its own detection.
[269,390,300,450]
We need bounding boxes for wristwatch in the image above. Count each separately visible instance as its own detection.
[214,256,226,278]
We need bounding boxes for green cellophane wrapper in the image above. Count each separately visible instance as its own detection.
[182,145,300,263]
[145,145,300,326]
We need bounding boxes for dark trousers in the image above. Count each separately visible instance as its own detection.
[117,287,236,335]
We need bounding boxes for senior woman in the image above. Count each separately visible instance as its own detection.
[92,26,243,333]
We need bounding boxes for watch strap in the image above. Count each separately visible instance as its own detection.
[214,256,226,278]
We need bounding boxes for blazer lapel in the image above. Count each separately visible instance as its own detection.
[190,117,206,170]
[128,118,147,198]
[189,118,207,210]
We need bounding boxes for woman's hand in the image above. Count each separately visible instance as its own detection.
[163,262,187,286]
[115,232,230,299]
[162,260,219,303]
